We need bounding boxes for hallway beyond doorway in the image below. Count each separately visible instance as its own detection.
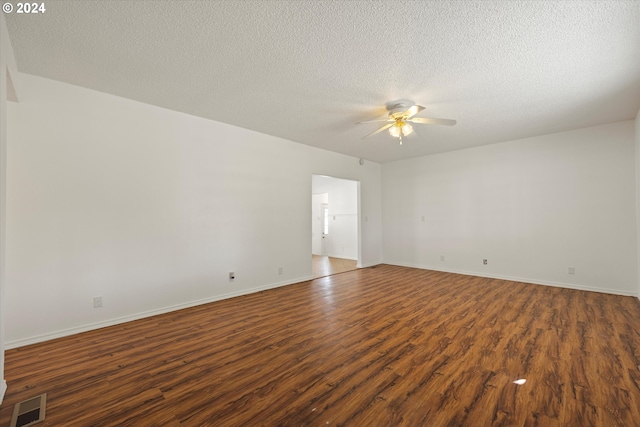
[312,255,357,279]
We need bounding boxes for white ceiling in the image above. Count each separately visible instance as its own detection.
[5,0,640,163]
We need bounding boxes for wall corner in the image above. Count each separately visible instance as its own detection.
[635,107,640,301]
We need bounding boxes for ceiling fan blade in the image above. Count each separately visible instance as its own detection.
[409,117,457,126]
[355,119,392,124]
[362,123,393,139]
[405,105,425,118]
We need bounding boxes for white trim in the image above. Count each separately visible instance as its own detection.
[7,263,635,350]
[6,275,313,349]
[386,262,638,297]
[0,379,6,405]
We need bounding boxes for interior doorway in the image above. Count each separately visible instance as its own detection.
[320,203,329,255]
[311,175,359,278]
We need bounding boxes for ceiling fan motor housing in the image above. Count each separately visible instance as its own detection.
[385,99,415,111]
[386,99,416,119]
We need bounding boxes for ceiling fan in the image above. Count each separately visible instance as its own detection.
[356,99,456,145]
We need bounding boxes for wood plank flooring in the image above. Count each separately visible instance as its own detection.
[312,255,358,278]
[1,265,640,426]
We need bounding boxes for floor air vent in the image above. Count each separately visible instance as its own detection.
[10,393,46,427]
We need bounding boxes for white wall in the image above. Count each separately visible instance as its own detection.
[636,108,640,300]
[5,73,382,347]
[312,175,358,260]
[383,121,638,296]
[0,17,8,406]
[0,13,20,404]
[0,17,7,406]
[4,73,636,354]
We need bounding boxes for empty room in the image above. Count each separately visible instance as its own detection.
[1,1,639,426]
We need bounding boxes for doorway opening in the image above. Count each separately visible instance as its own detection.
[311,175,360,279]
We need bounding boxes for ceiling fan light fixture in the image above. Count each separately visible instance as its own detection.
[357,99,456,143]
[389,122,413,138]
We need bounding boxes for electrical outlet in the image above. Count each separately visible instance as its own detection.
[229,272,235,280]
[440,255,445,261]
[483,259,488,265]
[568,267,575,275]
[278,267,283,275]
[93,296,103,308]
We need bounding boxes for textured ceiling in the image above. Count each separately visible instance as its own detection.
[5,0,640,163]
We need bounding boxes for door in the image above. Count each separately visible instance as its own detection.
[321,203,329,256]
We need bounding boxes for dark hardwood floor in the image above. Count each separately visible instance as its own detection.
[1,265,639,426]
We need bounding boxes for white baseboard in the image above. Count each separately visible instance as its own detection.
[385,262,638,297]
[0,379,6,406]
[5,275,313,349]
[7,265,632,350]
